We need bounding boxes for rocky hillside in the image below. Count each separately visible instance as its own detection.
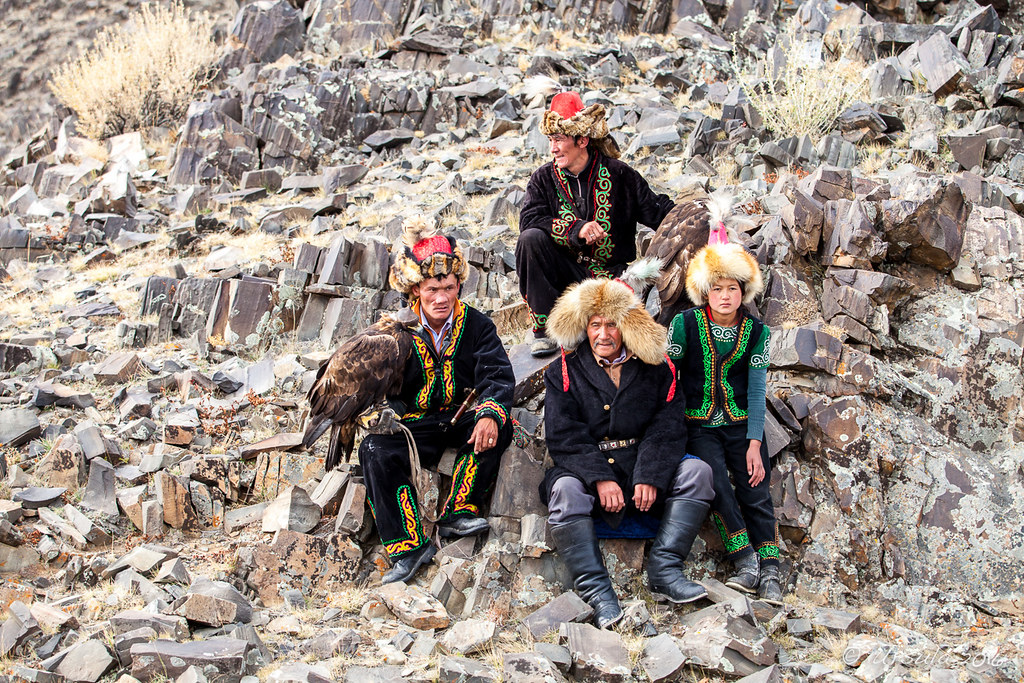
[1,0,1023,681]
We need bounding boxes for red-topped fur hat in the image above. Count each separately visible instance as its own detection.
[389,216,468,296]
[540,91,610,140]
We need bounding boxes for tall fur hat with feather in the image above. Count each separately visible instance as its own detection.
[546,258,667,365]
[388,216,468,296]
[684,195,764,307]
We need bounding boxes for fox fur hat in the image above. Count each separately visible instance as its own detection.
[389,216,468,296]
[685,241,764,307]
[546,258,667,365]
[540,92,610,140]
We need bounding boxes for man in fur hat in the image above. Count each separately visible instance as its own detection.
[540,263,715,628]
[359,217,515,585]
[517,91,676,357]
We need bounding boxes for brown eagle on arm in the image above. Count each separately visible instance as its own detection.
[647,188,750,325]
[301,307,419,471]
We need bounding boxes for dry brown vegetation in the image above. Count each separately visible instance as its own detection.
[49,2,217,139]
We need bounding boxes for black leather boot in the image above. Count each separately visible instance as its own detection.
[647,498,710,604]
[725,551,760,594]
[551,518,623,629]
[381,543,437,584]
[758,564,783,605]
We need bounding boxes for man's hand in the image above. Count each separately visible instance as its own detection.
[579,220,604,246]
[746,440,765,486]
[468,416,499,453]
[596,480,625,513]
[633,483,658,512]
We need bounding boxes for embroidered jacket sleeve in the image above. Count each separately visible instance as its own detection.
[746,326,770,441]
[469,314,515,427]
[632,363,687,492]
[543,361,616,487]
[520,165,586,250]
[667,313,687,362]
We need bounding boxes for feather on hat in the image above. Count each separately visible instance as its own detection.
[546,258,667,365]
[388,216,468,295]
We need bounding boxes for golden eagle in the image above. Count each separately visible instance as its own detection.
[302,307,419,471]
[647,189,750,325]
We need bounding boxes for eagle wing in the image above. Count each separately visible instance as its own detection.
[648,198,712,326]
[302,318,414,470]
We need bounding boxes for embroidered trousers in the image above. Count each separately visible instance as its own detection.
[689,423,779,566]
[546,456,715,525]
[515,228,617,335]
[359,412,513,558]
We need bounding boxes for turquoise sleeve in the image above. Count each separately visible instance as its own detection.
[746,364,767,441]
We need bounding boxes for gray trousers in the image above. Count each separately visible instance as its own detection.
[547,456,715,525]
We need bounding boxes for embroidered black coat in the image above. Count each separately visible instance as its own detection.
[540,349,687,521]
[390,300,514,430]
[520,151,675,276]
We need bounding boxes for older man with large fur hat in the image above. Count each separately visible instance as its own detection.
[539,262,715,628]
[517,91,676,357]
[359,217,515,585]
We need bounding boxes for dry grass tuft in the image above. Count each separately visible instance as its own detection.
[50,2,217,139]
[734,23,868,140]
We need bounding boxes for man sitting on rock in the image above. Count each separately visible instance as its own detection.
[360,218,515,584]
[517,91,676,357]
[539,265,715,628]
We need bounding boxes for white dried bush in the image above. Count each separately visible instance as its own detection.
[50,2,217,139]
[734,30,868,140]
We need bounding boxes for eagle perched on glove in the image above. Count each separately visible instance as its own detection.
[301,217,467,471]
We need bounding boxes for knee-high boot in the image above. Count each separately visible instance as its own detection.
[550,518,623,629]
[647,498,710,604]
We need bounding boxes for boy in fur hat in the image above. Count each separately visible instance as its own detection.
[359,217,515,584]
[667,237,782,604]
[517,91,676,357]
[540,261,716,628]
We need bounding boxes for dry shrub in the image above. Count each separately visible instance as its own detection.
[49,2,217,139]
[735,25,867,140]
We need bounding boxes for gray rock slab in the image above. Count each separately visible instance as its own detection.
[641,633,686,683]
[0,409,41,448]
[54,639,115,682]
[81,458,117,517]
[344,666,407,683]
[111,610,191,643]
[130,637,255,680]
[266,663,332,683]
[440,618,496,655]
[0,601,40,657]
[534,643,571,673]
[262,485,321,533]
[12,487,66,509]
[438,656,500,683]
[562,622,631,682]
[509,342,557,404]
[173,578,252,626]
[102,544,178,578]
[503,652,568,683]
[521,591,593,640]
[811,607,863,634]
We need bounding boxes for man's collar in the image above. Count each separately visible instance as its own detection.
[413,299,456,335]
[593,346,630,367]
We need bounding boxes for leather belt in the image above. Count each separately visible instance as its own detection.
[598,439,637,452]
